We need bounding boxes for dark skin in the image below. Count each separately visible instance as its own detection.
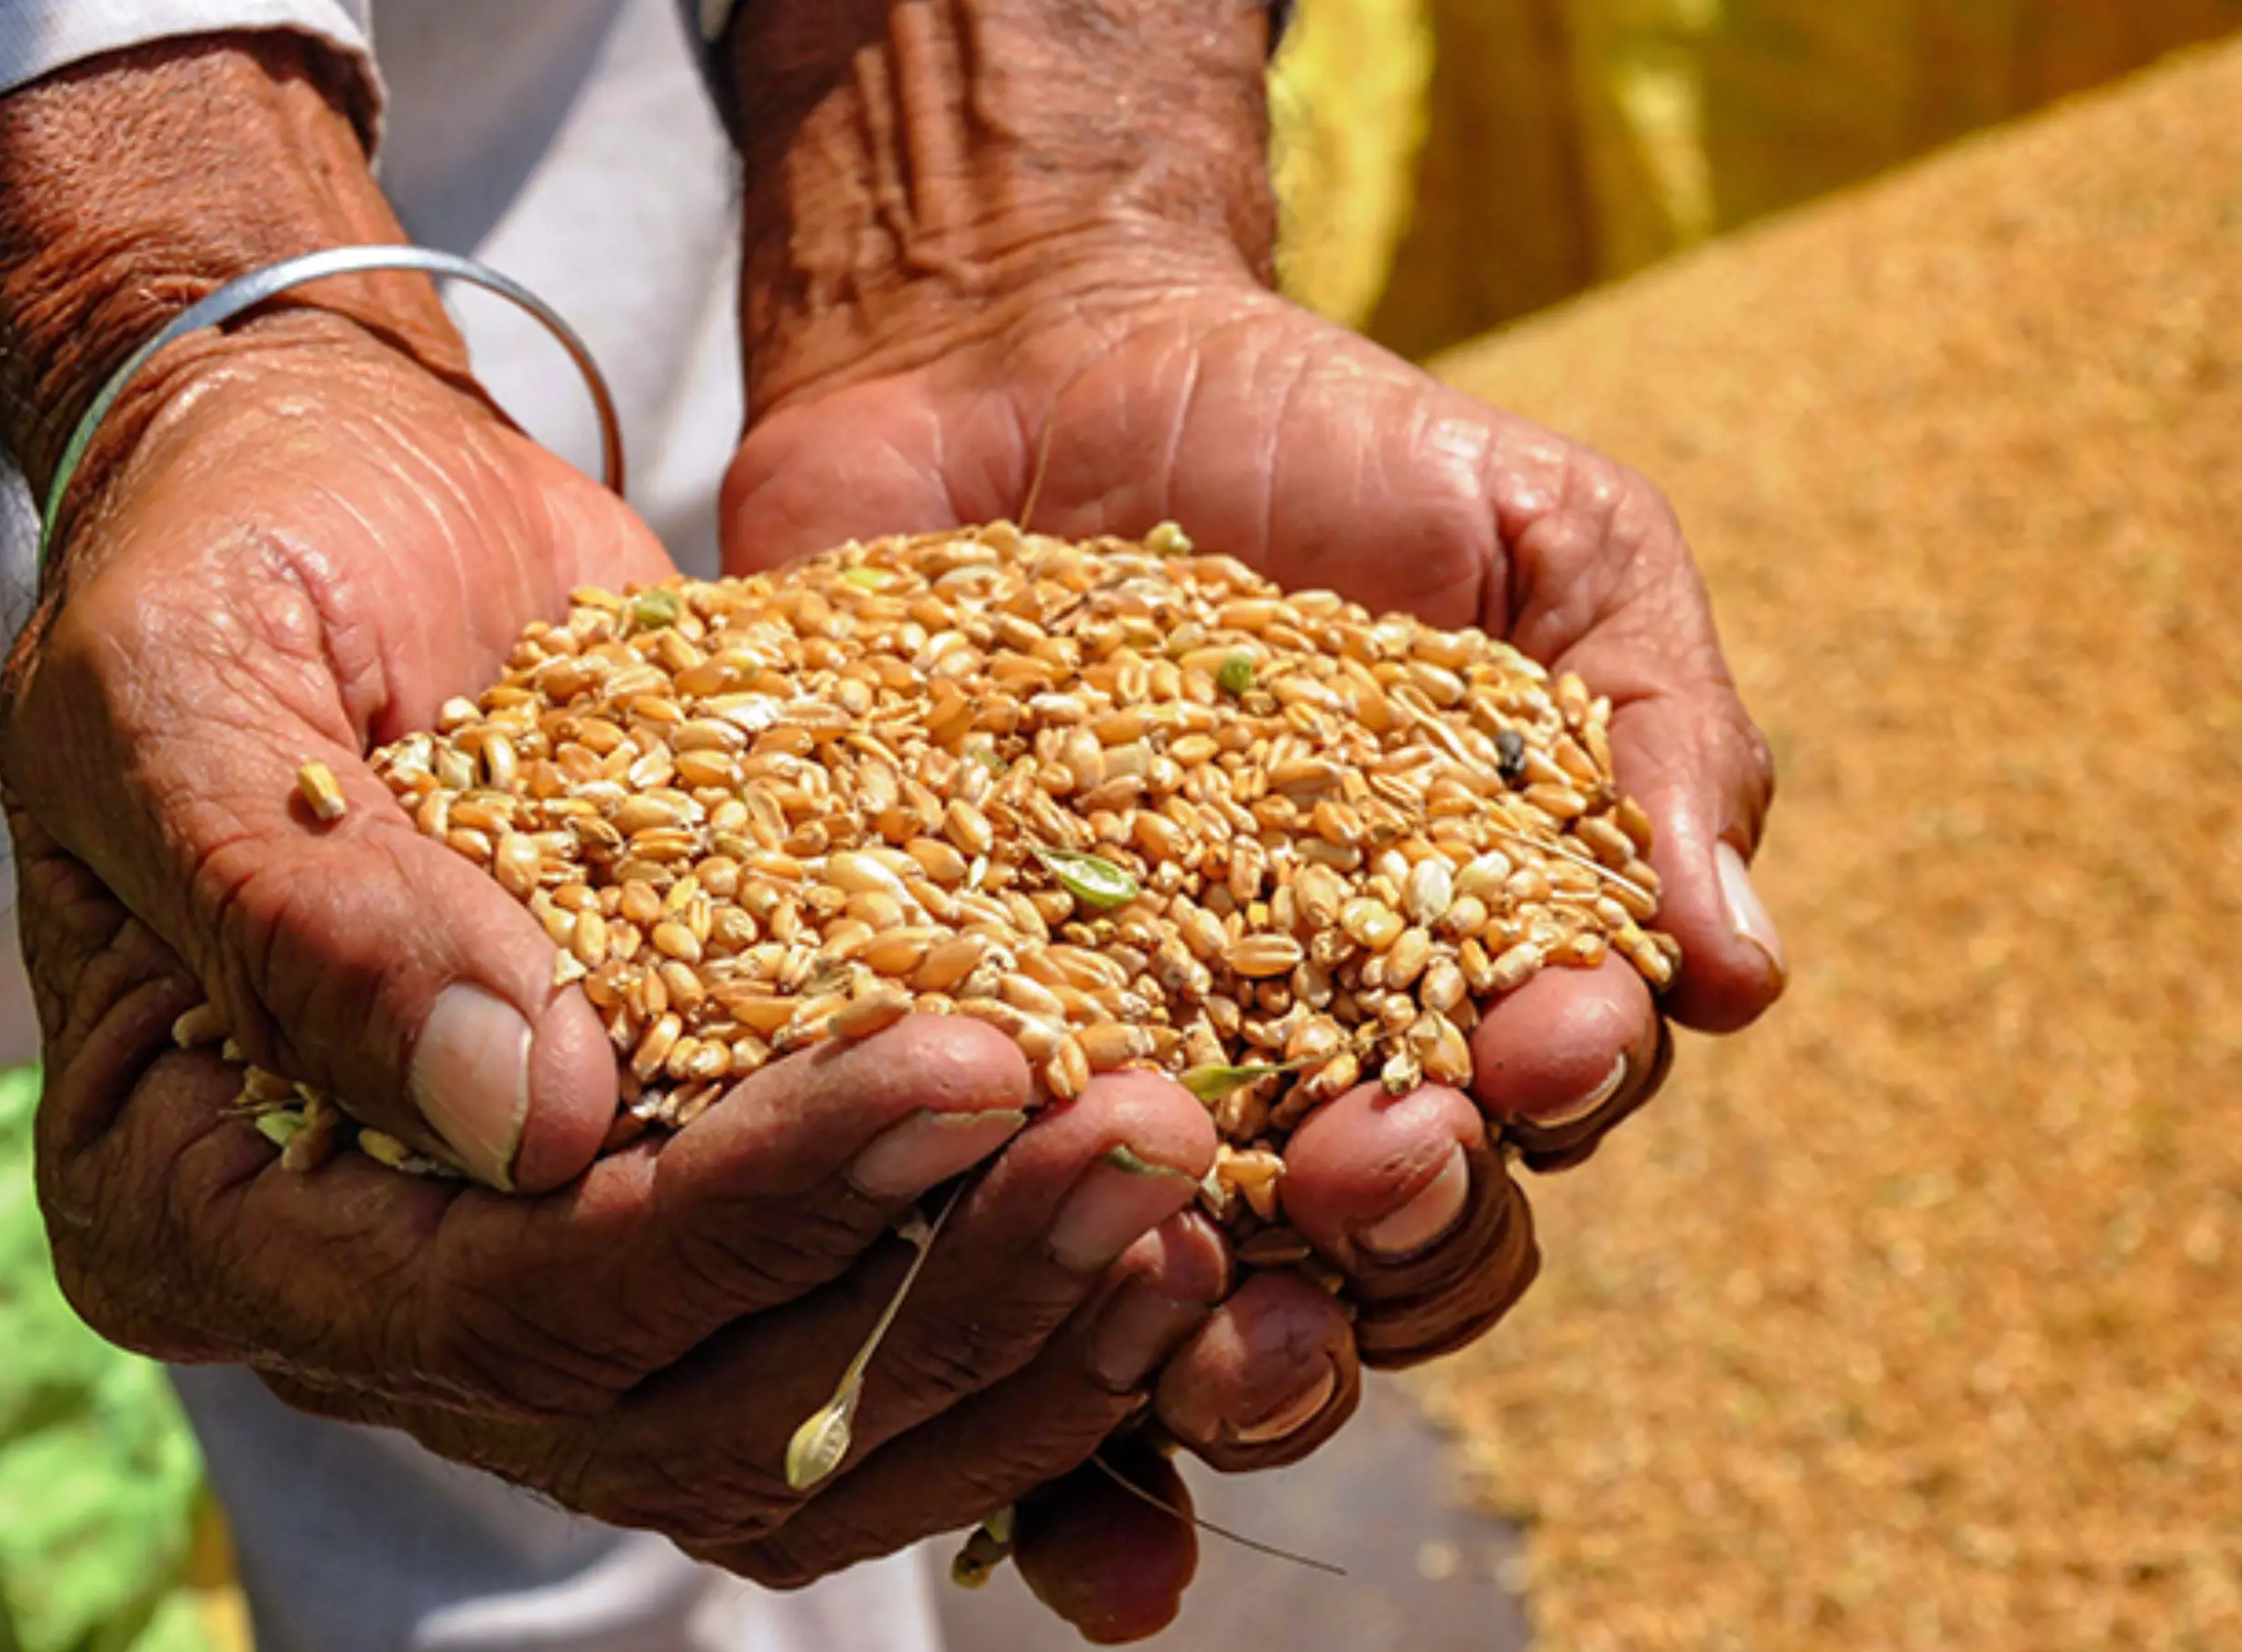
[718,5,1778,1615]
[0,7,1781,1640]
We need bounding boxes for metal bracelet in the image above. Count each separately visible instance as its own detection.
[38,245,624,564]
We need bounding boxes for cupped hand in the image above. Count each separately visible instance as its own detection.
[4,312,1223,1584]
[722,260,1784,1634]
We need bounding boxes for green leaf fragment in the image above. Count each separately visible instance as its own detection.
[1178,1060,1304,1103]
[630,587,684,630]
[255,1110,307,1148]
[1101,1145,1197,1183]
[1032,845,1140,910]
[1145,521,1194,558]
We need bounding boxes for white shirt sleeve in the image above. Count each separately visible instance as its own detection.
[0,0,379,131]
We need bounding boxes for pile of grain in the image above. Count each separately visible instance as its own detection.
[195,526,1671,1278]
[1418,38,2242,1649]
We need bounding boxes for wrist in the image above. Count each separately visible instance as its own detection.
[0,35,466,535]
[728,1,1278,414]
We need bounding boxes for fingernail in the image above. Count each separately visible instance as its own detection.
[1089,1287,1212,1392]
[1050,1157,1199,1272]
[1531,1052,1628,1130]
[1230,1364,1338,1445]
[1358,1143,1470,1259]
[411,984,532,1190]
[1717,842,1787,984]
[847,1108,1027,1199]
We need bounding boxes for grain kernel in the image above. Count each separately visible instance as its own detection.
[832,987,913,1040]
[1342,898,1405,951]
[296,760,348,822]
[340,526,1669,1191]
[1226,934,1305,978]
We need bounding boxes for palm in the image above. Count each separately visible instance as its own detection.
[725,283,1773,1035]
[10,338,674,1168]
[717,283,1786,1626]
[724,287,1499,616]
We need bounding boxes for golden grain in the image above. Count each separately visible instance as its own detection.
[223,527,1671,1254]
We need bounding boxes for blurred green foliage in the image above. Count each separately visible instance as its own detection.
[0,1069,212,1652]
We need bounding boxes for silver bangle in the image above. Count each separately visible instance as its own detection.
[38,245,625,563]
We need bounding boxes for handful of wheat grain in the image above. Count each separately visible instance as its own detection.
[191,522,1674,1272]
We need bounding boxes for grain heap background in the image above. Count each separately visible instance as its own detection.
[1417,39,2242,1650]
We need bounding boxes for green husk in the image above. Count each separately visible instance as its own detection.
[1031,846,1141,910]
[630,587,683,630]
[1178,1060,1305,1103]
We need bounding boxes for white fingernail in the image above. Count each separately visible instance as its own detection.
[846,1109,1027,1199]
[410,984,532,1190]
[1229,1365,1339,1445]
[1716,842,1787,984]
[1359,1144,1470,1259]
[1530,1052,1628,1131]
[1050,1156,1199,1272]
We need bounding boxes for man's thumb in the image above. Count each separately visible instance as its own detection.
[1605,682,1785,1035]
[181,756,615,1192]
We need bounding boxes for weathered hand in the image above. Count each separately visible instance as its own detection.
[5,313,1224,1588]
[721,262,1782,1632]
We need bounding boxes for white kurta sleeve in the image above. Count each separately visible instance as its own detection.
[0,0,377,125]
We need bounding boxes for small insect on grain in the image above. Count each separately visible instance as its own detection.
[1101,1144,1203,1181]
[1494,728,1529,786]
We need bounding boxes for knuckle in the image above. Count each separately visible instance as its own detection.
[45,1154,249,1364]
[407,1254,641,1418]
[1562,451,1683,580]
[410,1299,622,1418]
[1736,713,1779,809]
[45,1244,165,1355]
[1612,460,1679,528]
[578,1438,792,1546]
[723,1524,841,1592]
[940,1408,1112,1509]
[1551,444,1635,530]
[883,1287,1076,1412]
[181,841,288,1055]
[665,1194,885,1316]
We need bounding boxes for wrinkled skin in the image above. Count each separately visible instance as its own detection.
[5,315,1233,1585]
[724,263,1783,1619]
[4,265,1778,1636]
